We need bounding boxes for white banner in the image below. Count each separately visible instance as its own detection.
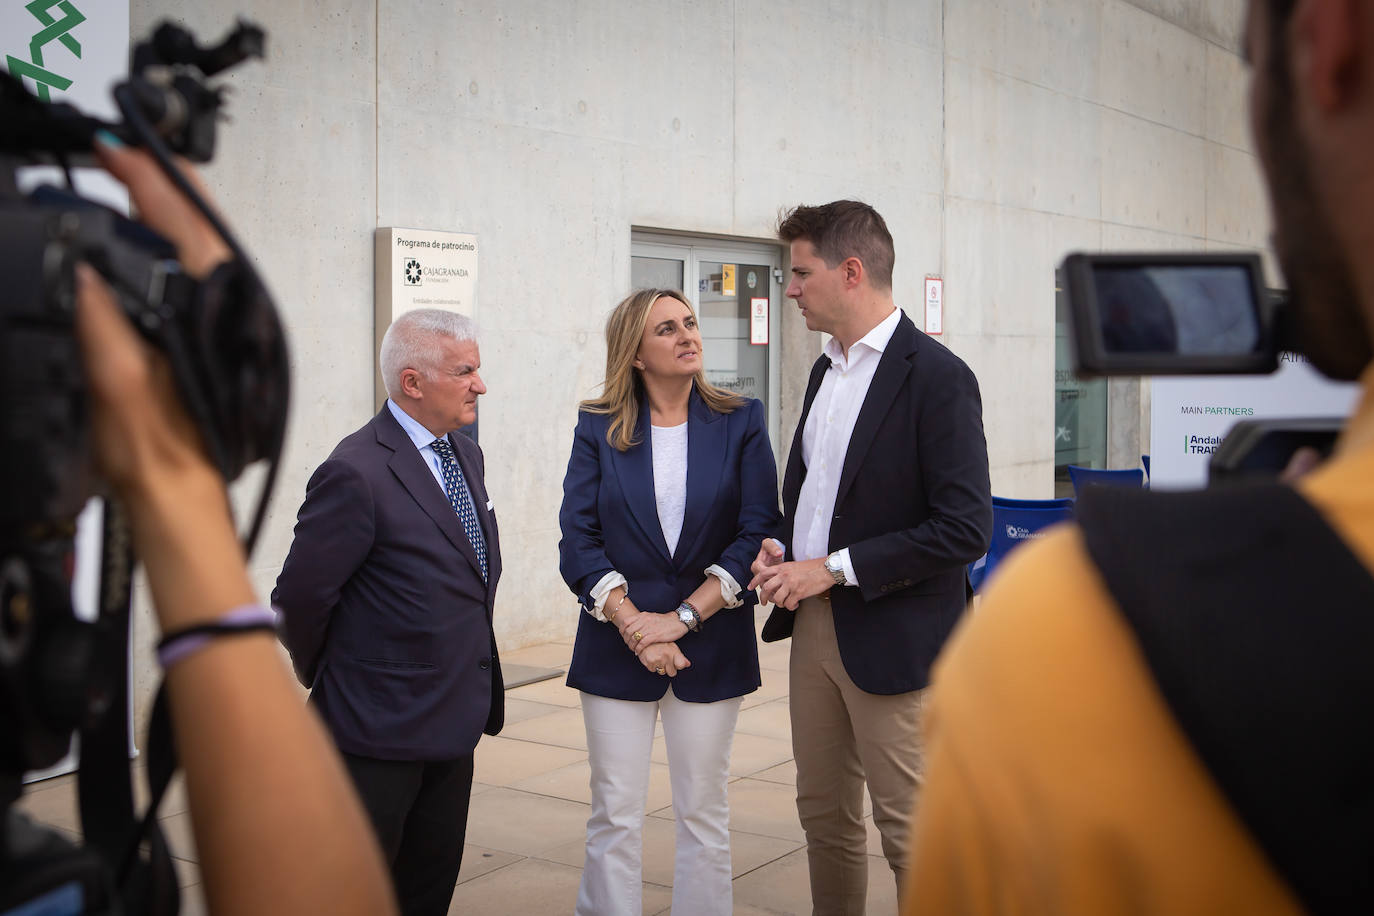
[1150,354,1359,489]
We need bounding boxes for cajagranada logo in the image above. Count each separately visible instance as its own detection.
[404,258,423,285]
[5,0,87,102]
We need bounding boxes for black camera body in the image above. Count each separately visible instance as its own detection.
[1,19,287,916]
[0,190,179,523]
[1059,251,1342,479]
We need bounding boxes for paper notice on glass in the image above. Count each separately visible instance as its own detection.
[750,297,769,345]
[723,264,736,297]
[924,277,943,335]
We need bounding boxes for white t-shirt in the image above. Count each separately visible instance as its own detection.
[652,422,689,555]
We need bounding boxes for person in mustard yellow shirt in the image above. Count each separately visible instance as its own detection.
[905,1,1374,912]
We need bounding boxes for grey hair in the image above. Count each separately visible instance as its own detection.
[379,308,480,398]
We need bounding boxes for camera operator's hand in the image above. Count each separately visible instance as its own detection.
[76,264,208,480]
[74,155,397,915]
[76,262,251,633]
[1280,446,1324,483]
[94,133,231,278]
[76,142,249,634]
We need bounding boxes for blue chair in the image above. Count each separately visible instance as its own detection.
[1067,465,1145,499]
[969,496,1075,592]
[992,495,1076,511]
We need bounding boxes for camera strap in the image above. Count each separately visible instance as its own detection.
[1078,483,1374,912]
[75,501,179,915]
[128,685,181,915]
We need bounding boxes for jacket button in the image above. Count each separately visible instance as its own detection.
[479,658,491,670]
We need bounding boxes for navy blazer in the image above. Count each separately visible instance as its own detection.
[559,391,781,702]
[272,407,503,761]
[761,312,992,695]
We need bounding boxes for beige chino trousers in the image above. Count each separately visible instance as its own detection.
[790,595,925,916]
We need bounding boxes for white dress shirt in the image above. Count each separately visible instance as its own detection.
[385,398,480,508]
[792,307,904,585]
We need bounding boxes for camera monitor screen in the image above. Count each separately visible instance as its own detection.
[1061,252,1278,376]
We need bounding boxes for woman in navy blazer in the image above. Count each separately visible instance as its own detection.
[559,288,780,915]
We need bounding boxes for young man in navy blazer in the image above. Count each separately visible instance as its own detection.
[273,309,503,916]
[750,201,992,914]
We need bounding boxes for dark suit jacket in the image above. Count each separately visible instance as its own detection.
[559,392,781,702]
[761,312,991,695]
[272,406,503,761]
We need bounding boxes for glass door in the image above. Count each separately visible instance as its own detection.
[630,235,782,461]
[1054,268,1107,495]
[628,254,683,291]
[695,258,769,403]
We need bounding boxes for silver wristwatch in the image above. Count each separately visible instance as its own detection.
[824,552,847,586]
[676,601,702,632]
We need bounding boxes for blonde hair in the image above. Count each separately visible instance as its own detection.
[581,289,744,451]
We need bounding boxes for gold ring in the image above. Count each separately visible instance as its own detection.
[633,631,644,642]
[656,666,665,674]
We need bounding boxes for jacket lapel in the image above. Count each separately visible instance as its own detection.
[673,391,726,565]
[610,401,673,562]
[835,314,918,511]
[376,409,485,580]
[782,354,832,517]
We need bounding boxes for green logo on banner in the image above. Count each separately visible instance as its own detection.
[6,0,86,101]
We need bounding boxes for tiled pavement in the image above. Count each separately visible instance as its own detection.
[16,609,900,914]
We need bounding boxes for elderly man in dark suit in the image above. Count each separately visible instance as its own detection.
[750,201,992,915]
[273,308,502,916]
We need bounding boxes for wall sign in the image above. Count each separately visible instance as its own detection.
[750,297,769,345]
[374,227,479,405]
[924,276,943,335]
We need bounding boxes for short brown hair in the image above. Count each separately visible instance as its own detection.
[777,200,895,290]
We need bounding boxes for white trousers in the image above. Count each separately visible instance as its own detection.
[576,687,742,916]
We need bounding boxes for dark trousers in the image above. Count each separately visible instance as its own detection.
[341,752,475,916]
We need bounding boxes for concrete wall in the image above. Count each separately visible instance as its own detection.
[124,0,1270,727]
[941,0,1267,493]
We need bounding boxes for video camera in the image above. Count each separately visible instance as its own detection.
[1,19,288,915]
[1059,251,1342,483]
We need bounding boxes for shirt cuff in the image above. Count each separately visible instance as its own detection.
[836,548,859,587]
[705,565,744,608]
[589,571,627,620]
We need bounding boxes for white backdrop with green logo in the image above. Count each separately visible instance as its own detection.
[4,0,129,208]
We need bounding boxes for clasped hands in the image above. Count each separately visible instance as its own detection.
[747,538,834,610]
[616,607,690,676]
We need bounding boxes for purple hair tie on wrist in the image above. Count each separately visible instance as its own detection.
[157,604,279,669]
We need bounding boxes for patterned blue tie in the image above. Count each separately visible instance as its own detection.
[431,437,488,581]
